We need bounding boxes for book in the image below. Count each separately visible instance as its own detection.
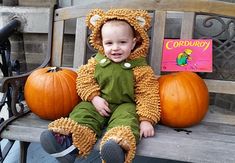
[161,39,212,72]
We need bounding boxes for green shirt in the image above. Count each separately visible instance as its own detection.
[94,53,147,105]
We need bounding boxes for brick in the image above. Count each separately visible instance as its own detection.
[18,0,56,7]
[23,34,48,42]
[24,43,47,54]
[25,52,46,64]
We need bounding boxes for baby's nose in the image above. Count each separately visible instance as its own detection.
[112,44,120,50]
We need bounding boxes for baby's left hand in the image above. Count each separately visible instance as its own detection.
[140,121,155,138]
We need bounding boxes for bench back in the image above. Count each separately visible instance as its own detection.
[49,0,235,95]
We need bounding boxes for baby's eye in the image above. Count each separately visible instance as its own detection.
[105,42,112,45]
[120,41,127,44]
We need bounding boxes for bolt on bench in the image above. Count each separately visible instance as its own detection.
[1,0,235,163]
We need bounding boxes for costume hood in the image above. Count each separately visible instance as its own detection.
[86,8,151,60]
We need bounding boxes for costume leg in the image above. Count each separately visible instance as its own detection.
[70,101,107,137]
[100,103,139,163]
[47,101,106,157]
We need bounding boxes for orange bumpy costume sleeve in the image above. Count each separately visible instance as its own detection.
[133,66,161,125]
[76,57,100,101]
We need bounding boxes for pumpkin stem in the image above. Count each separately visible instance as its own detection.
[47,67,61,72]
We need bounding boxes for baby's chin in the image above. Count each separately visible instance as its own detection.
[110,57,125,63]
[107,55,126,63]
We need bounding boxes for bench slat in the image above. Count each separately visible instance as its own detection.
[73,17,87,68]
[158,0,235,18]
[205,79,235,95]
[54,1,159,21]
[54,0,235,22]
[137,125,235,163]
[180,12,195,39]
[1,125,45,143]
[9,113,50,128]
[150,10,166,75]
[203,106,235,125]
[51,20,65,67]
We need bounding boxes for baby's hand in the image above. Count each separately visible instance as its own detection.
[140,121,155,138]
[91,96,111,117]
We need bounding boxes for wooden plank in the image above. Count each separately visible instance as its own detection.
[2,106,234,141]
[180,12,195,39]
[10,115,50,128]
[6,106,233,132]
[3,118,235,163]
[204,105,235,125]
[72,0,159,10]
[51,20,64,67]
[54,8,89,22]
[205,79,235,95]
[157,0,235,18]
[54,1,159,21]
[137,125,235,163]
[1,125,46,143]
[149,11,166,75]
[3,120,235,162]
[73,17,87,68]
[11,119,49,129]
[54,0,235,22]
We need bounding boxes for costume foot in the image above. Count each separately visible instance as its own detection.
[40,130,78,163]
[101,140,125,163]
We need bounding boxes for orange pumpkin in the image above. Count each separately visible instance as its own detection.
[24,67,80,120]
[158,72,209,128]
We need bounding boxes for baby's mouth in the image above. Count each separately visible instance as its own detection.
[111,53,122,56]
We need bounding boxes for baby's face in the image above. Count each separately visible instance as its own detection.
[101,21,136,63]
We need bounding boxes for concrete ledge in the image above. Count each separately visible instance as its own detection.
[0,6,49,33]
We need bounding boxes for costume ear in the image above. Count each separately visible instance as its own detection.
[90,14,102,26]
[135,11,151,30]
[136,16,146,27]
[86,9,105,30]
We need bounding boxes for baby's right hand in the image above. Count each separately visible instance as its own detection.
[91,96,111,117]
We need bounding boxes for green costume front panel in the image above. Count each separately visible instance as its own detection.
[70,53,147,142]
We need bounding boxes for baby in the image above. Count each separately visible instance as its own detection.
[40,8,161,163]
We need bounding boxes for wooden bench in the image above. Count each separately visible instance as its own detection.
[1,0,235,162]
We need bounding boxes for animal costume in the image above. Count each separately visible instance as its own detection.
[48,8,161,163]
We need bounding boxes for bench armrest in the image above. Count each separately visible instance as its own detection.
[0,51,51,116]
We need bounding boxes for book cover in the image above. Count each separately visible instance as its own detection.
[161,39,212,72]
